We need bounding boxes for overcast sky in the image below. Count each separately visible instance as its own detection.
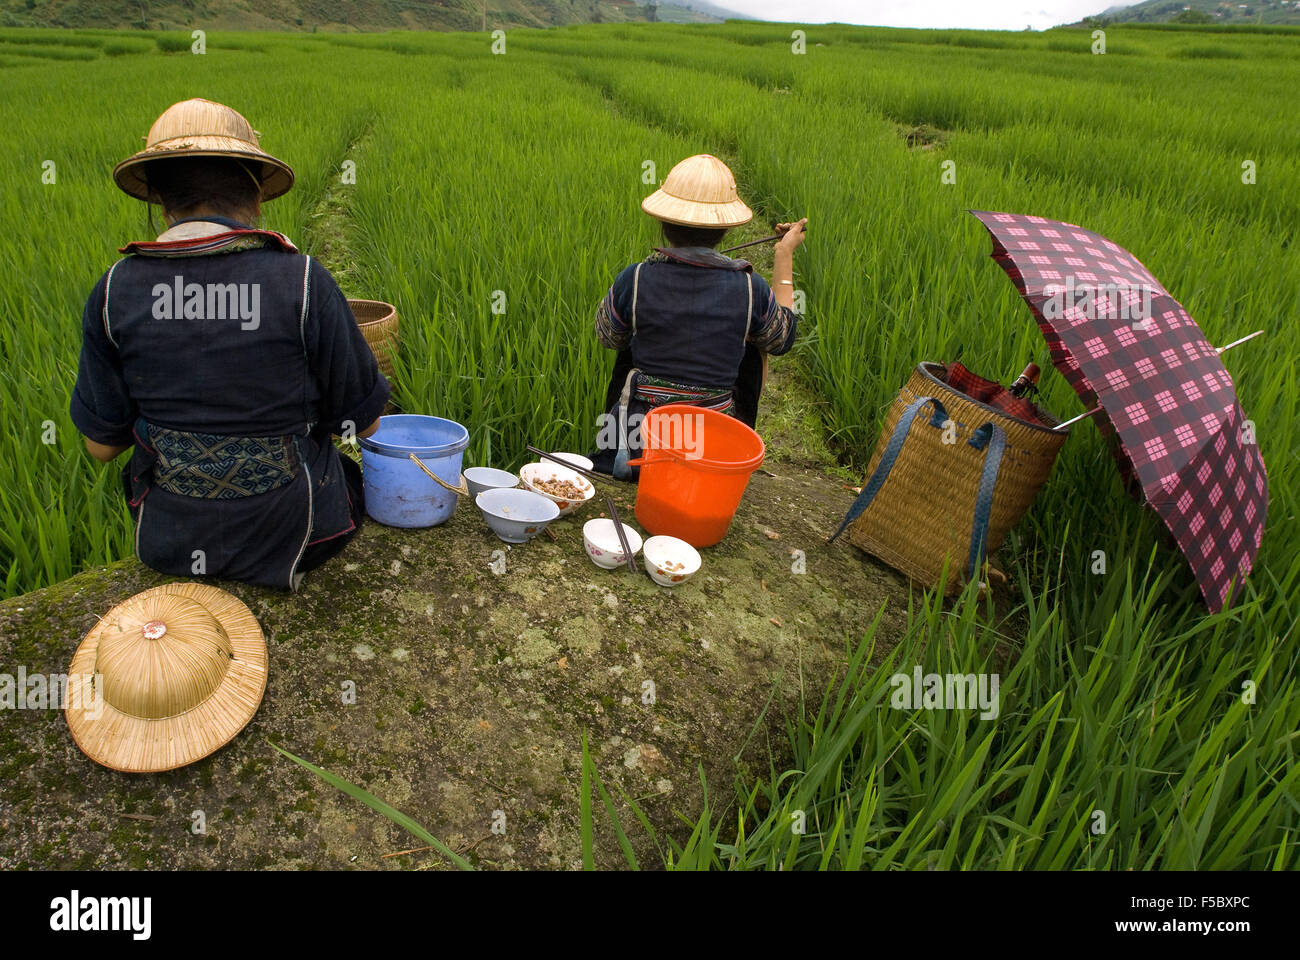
[718,1,1120,30]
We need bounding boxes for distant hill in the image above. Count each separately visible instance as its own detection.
[1077,0,1300,26]
[0,0,746,32]
[664,0,751,20]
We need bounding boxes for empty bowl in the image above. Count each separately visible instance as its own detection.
[475,488,560,543]
[464,466,518,499]
[519,462,595,517]
[582,518,643,570]
[642,535,702,586]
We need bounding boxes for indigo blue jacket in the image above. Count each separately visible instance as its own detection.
[70,217,389,589]
[595,246,799,390]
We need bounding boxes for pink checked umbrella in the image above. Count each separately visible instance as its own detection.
[971,210,1268,612]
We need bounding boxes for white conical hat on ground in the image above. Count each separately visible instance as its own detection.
[641,154,753,228]
[113,98,295,202]
[64,583,268,773]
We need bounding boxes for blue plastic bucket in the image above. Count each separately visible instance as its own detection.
[359,414,470,528]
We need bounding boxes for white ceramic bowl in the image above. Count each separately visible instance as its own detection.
[642,535,702,587]
[582,518,643,570]
[475,488,560,543]
[464,466,518,499]
[519,462,596,517]
[548,452,594,473]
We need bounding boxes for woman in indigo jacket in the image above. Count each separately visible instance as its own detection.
[592,154,805,477]
[70,99,389,590]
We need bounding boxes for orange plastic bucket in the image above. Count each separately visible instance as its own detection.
[626,404,765,547]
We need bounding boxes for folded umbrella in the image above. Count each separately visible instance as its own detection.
[972,210,1268,612]
[944,361,1051,427]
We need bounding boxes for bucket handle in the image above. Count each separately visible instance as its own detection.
[407,453,469,497]
[625,453,663,468]
[626,442,685,467]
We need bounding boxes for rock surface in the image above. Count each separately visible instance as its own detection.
[0,378,912,869]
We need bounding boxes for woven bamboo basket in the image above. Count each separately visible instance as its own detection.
[840,362,1068,593]
[349,299,399,380]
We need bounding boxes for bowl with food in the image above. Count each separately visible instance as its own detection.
[519,462,596,517]
[642,535,702,587]
[582,518,643,570]
[463,466,519,499]
[475,488,560,543]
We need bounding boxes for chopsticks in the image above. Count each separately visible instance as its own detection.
[524,446,606,485]
[720,224,809,255]
[605,496,638,576]
[523,447,645,579]
[720,233,782,254]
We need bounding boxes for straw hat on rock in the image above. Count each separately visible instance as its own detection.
[113,98,295,202]
[641,154,753,229]
[64,583,268,773]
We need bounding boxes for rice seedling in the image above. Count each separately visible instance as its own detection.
[269,741,474,870]
[584,567,1299,870]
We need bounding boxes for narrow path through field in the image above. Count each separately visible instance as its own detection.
[300,117,376,289]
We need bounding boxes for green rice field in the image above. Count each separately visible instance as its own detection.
[0,21,1296,869]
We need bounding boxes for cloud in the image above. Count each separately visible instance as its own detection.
[715,1,1112,30]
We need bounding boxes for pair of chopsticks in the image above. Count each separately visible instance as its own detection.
[605,496,642,578]
[525,446,643,577]
[720,223,810,255]
[524,446,605,485]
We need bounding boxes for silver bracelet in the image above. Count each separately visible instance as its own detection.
[777,280,793,286]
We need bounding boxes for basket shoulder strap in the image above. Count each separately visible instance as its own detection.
[965,422,1007,578]
[829,396,947,543]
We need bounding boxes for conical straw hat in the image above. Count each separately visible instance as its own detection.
[113,98,295,203]
[641,154,753,228]
[64,583,268,774]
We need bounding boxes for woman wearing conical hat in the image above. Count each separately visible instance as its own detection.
[69,99,389,589]
[591,154,805,477]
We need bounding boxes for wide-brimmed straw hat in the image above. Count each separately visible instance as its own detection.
[641,154,753,229]
[113,98,295,203]
[64,583,268,774]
